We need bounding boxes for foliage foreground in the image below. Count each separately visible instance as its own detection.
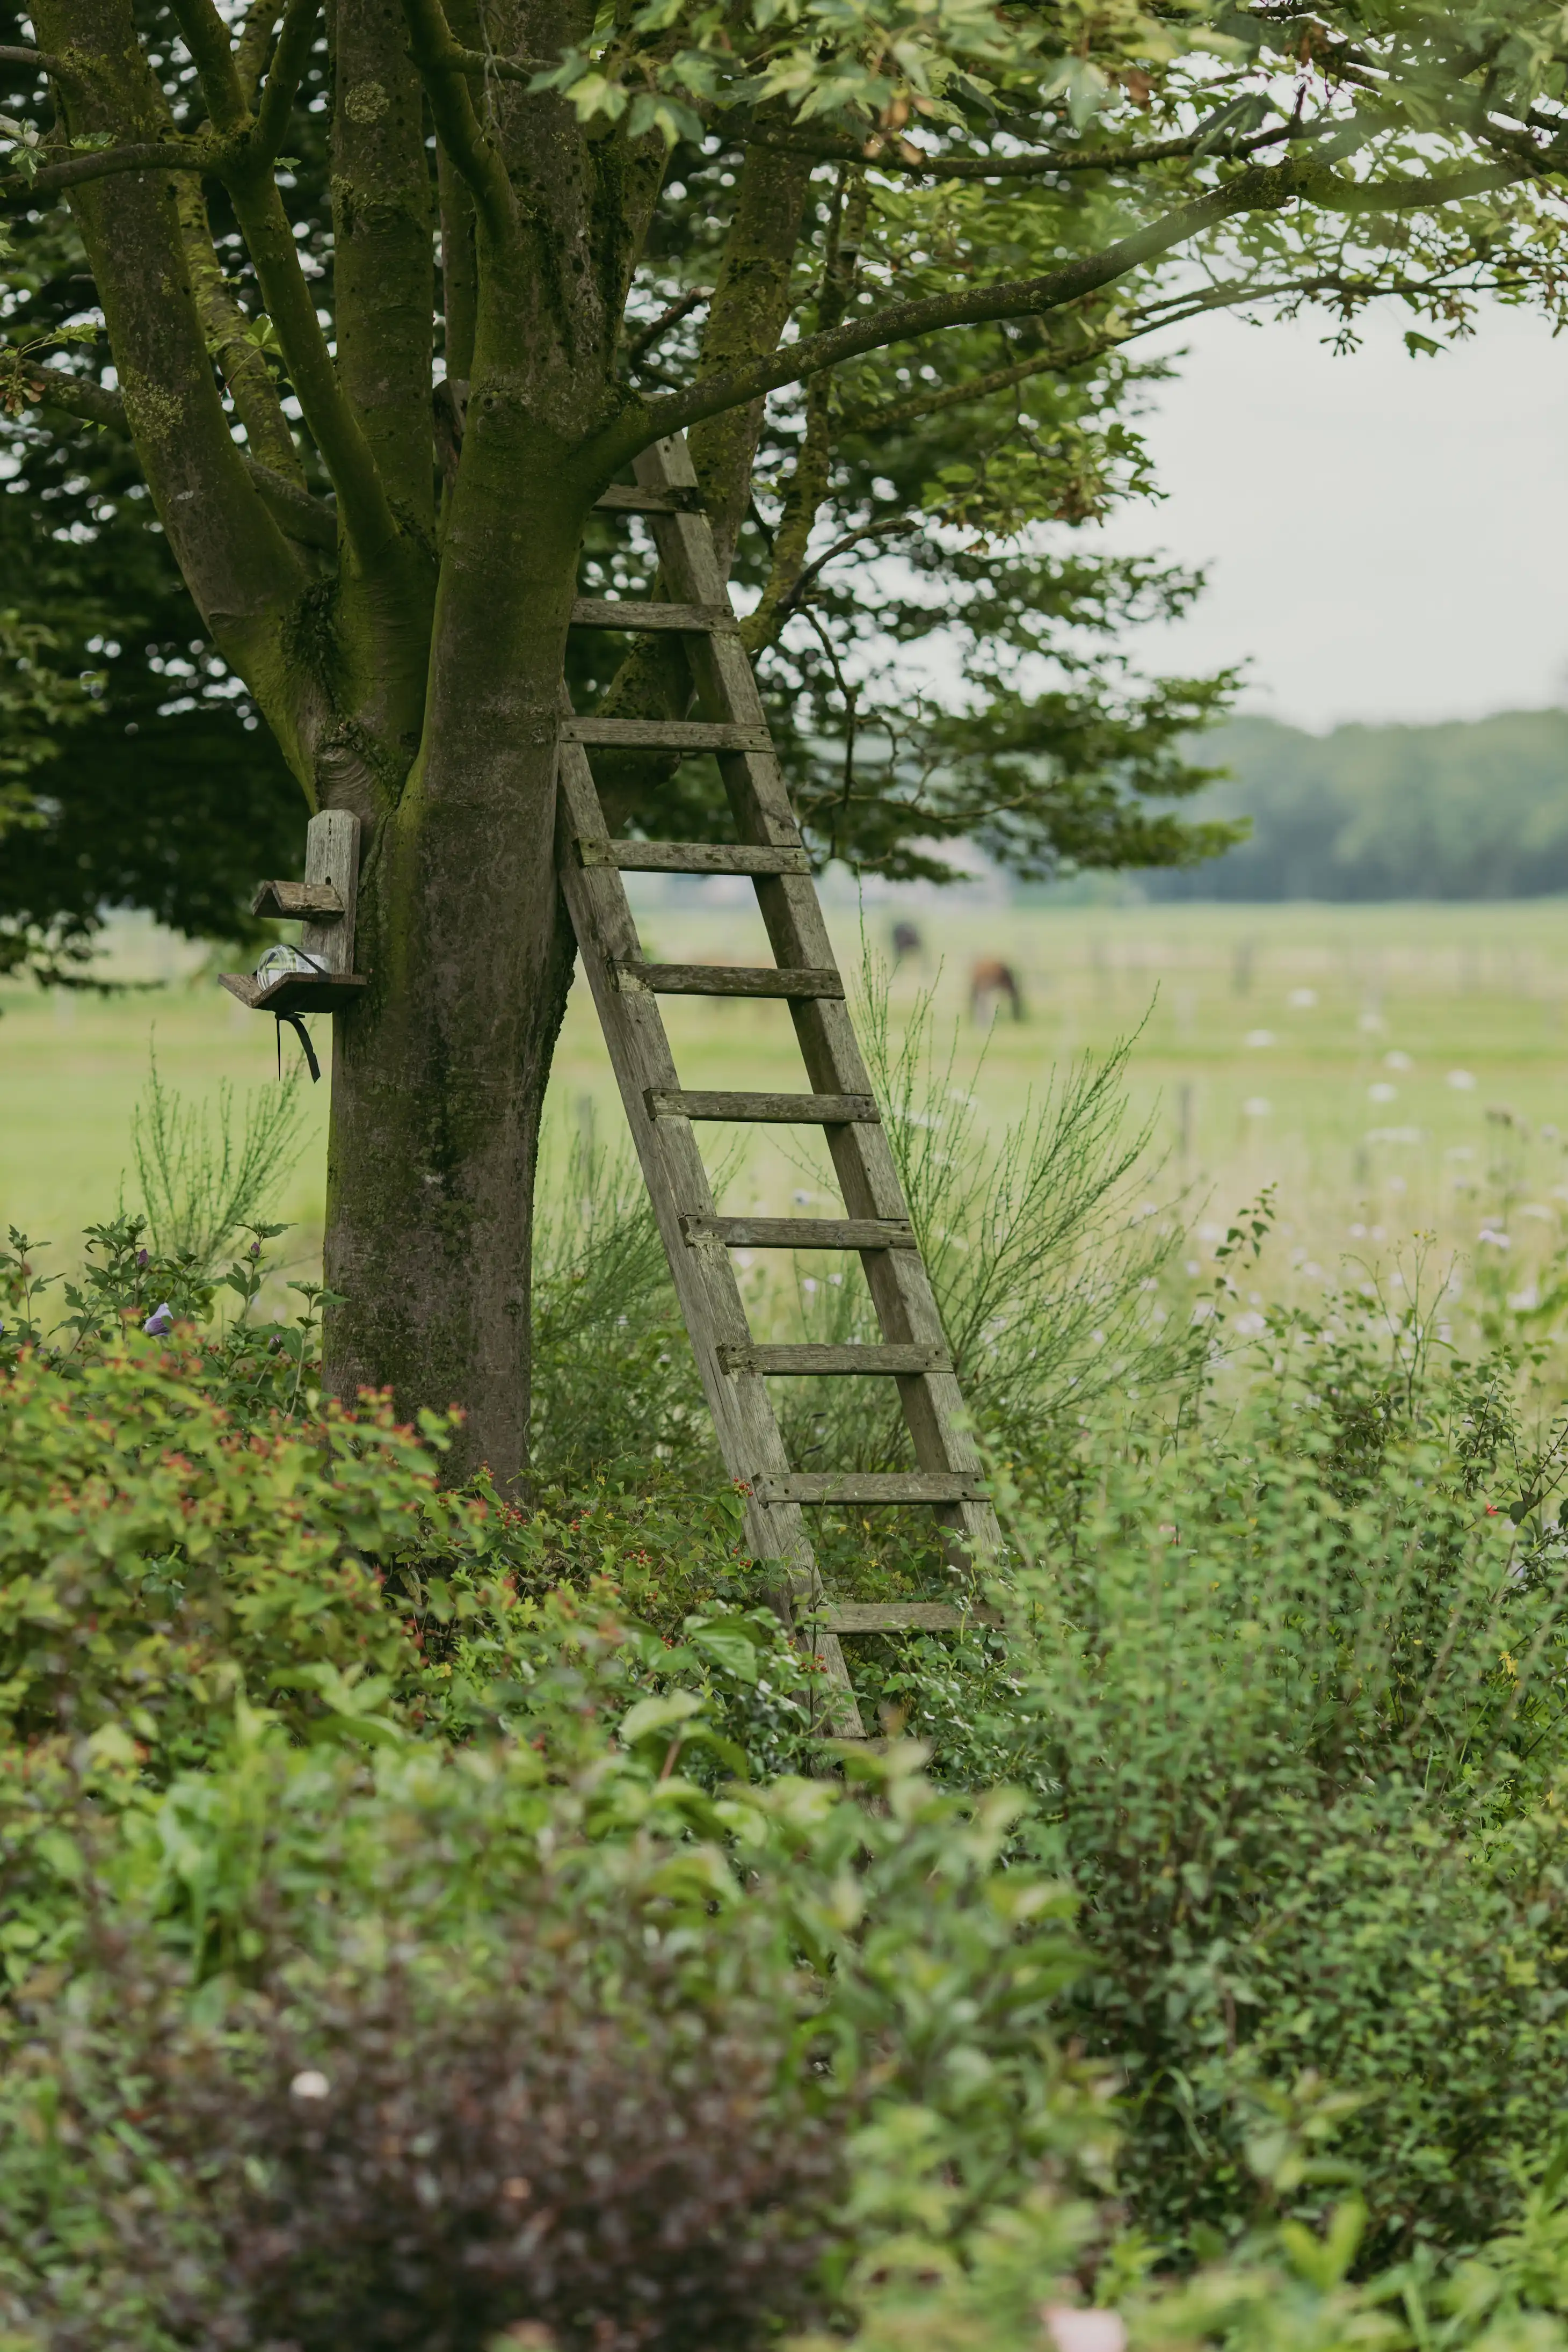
[14,1145,1568,2351]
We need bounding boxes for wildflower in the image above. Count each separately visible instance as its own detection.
[248,1239,261,1260]
[1242,1097,1271,1117]
[1044,2310,1126,2352]
[143,1302,175,1335]
[289,2070,331,2100]
[136,1247,149,1267]
[1448,1069,1478,1091]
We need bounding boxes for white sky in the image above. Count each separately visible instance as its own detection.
[1090,298,1568,732]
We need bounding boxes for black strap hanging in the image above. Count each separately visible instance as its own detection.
[275,1010,322,1083]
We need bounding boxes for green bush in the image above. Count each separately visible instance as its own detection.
[0,1705,1102,2351]
[988,1278,1568,2257]
[18,1065,1568,2344]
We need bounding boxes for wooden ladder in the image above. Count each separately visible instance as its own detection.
[556,432,1001,1738]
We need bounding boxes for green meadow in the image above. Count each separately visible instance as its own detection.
[6,894,1568,1305]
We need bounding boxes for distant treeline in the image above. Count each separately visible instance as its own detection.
[1143,709,1568,901]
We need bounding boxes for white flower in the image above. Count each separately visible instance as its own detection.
[1244,1029,1275,1048]
[1242,1097,1271,1117]
[1384,1050,1413,1071]
[290,2071,330,2100]
[1043,2307,1127,2352]
[1478,1228,1511,1248]
[1287,988,1317,1008]
[1235,1310,1266,1336]
[1447,1069,1478,1091]
[1368,1082,1397,1104]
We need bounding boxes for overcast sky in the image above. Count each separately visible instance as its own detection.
[1090,298,1568,734]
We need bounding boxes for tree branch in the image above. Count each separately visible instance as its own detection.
[224,162,407,569]
[0,42,69,75]
[18,364,336,545]
[234,0,282,109]
[176,172,303,484]
[168,0,248,132]
[735,112,1296,180]
[253,0,318,161]
[1,137,224,208]
[397,0,516,250]
[606,168,1288,463]
[602,154,1525,469]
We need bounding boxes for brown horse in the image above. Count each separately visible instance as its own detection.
[970,957,1024,1022]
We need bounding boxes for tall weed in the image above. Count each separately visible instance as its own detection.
[528,1127,712,1486]
[132,1048,307,1277]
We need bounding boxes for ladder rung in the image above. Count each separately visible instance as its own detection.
[570,598,736,634]
[719,1344,950,1377]
[680,1215,917,1251]
[613,960,843,1001]
[576,839,810,875]
[594,482,705,514]
[562,718,771,753]
[807,1602,1003,1632]
[751,1472,990,1505]
[645,1088,879,1126]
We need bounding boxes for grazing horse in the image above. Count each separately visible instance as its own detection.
[970,957,1024,1022]
[890,919,924,966]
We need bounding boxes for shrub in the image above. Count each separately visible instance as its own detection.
[0,1338,459,1773]
[0,1715,1104,2351]
[6,1933,840,2352]
[990,1279,1568,2256]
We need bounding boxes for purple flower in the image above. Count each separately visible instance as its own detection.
[143,1302,175,1336]
[136,1248,149,1268]
[248,1240,261,1261]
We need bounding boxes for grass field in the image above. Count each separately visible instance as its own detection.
[6,893,1568,1312]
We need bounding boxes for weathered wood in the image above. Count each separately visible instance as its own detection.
[553,432,1015,1736]
[680,1214,918,1251]
[751,1472,992,1505]
[301,809,360,977]
[219,970,369,1014]
[561,716,772,753]
[570,598,736,634]
[810,1602,1004,1632]
[635,431,1001,1577]
[250,879,345,919]
[645,1088,879,1124]
[553,703,865,1739]
[593,481,705,514]
[575,839,811,875]
[613,960,844,1000]
[718,1342,950,1376]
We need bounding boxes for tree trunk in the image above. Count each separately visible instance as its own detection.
[322,466,588,1487]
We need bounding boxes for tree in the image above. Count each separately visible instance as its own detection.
[0,383,303,982]
[2,0,1565,1478]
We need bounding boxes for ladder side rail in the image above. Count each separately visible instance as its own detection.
[555,736,801,1577]
[556,727,866,1734]
[633,439,999,1565]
